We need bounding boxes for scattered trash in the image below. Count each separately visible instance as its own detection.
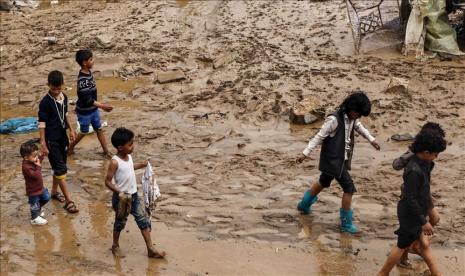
[391,133,415,142]
[76,121,108,134]
[44,36,57,45]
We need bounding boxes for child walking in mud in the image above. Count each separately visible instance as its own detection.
[68,49,113,157]
[21,140,50,225]
[105,127,165,258]
[378,130,446,276]
[296,91,380,233]
[38,70,79,214]
[393,122,445,267]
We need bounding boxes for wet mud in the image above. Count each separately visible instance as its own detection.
[1,0,465,275]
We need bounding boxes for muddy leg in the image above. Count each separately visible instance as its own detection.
[95,129,110,156]
[378,246,407,276]
[68,133,84,155]
[141,228,165,258]
[112,230,125,257]
[419,234,442,276]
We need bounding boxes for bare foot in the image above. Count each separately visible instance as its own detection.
[111,245,125,258]
[67,149,75,156]
[148,247,166,259]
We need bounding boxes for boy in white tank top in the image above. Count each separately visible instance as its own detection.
[105,127,165,258]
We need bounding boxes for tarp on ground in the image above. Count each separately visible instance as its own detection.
[0,117,38,134]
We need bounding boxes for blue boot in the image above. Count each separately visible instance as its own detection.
[297,191,318,215]
[340,208,359,234]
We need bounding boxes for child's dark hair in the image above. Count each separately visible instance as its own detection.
[20,140,39,158]
[411,131,447,154]
[340,91,371,116]
[48,70,64,87]
[420,122,445,138]
[111,127,135,148]
[75,49,93,66]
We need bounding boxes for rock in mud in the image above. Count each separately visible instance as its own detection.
[391,133,415,141]
[18,95,35,104]
[385,77,409,94]
[289,97,325,124]
[157,70,186,84]
[0,0,13,11]
[213,52,235,69]
[95,34,114,49]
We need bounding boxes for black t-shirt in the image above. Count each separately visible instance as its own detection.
[76,70,98,115]
[38,92,69,141]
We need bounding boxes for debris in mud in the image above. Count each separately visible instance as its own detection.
[0,0,13,11]
[213,52,235,69]
[289,97,325,124]
[44,36,57,45]
[385,77,409,95]
[157,70,186,84]
[95,34,114,49]
[391,133,415,141]
[18,95,35,104]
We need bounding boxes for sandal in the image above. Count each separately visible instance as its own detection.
[63,201,79,213]
[51,193,66,203]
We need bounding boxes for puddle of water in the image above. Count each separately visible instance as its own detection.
[176,0,189,8]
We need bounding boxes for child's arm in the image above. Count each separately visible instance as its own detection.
[296,116,337,163]
[105,159,120,193]
[134,159,149,170]
[38,100,49,155]
[93,101,113,112]
[392,150,414,170]
[65,112,76,143]
[354,120,380,150]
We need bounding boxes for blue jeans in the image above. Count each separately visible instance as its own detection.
[28,188,50,219]
[77,109,102,133]
[112,193,151,232]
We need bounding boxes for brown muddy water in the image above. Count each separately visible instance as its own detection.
[1,0,465,275]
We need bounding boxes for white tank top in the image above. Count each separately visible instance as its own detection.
[112,154,137,194]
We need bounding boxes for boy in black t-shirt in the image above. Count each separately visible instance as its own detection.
[378,131,446,276]
[38,70,78,213]
[68,49,113,157]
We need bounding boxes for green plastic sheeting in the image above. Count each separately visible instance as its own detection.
[421,0,464,55]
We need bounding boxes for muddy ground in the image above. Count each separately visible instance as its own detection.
[1,0,464,275]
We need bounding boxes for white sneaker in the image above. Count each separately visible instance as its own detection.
[40,211,45,217]
[31,216,48,225]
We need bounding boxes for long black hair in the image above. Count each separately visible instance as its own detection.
[340,91,371,116]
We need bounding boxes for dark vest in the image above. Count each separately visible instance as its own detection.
[318,110,355,177]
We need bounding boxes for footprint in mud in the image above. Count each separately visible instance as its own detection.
[262,213,299,228]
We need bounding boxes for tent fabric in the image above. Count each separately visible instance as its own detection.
[406,0,464,55]
[0,117,38,134]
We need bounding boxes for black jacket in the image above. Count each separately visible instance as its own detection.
[398,155,434,226]
[318,110,355,177]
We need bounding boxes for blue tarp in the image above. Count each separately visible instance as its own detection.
[0,117,38,134]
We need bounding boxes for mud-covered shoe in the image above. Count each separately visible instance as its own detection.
[340,208,359,234]
[31,216,48,226]
[297,191,318,215]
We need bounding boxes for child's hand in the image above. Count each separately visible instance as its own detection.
[41,143,49,156]
[371,141,381,151]
[422,222,434,236]
[100,103,113,112]
[296,153,308,164]
[69,130,76,143]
